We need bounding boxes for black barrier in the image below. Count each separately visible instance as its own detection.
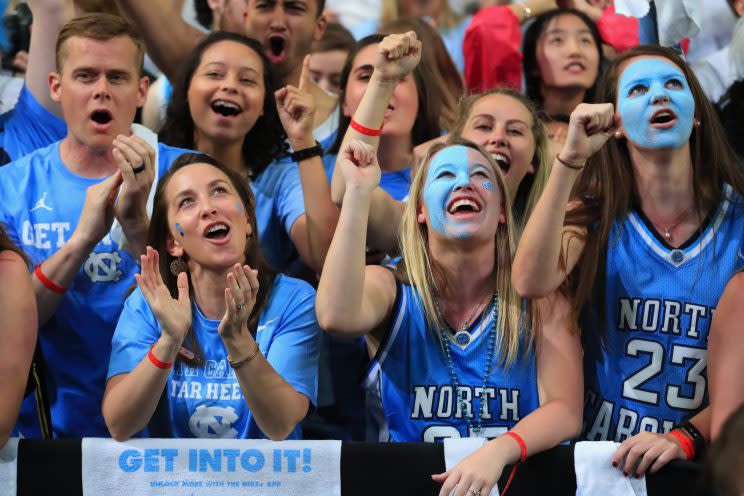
[14,440,715,495]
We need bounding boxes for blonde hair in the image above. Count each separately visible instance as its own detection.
[394,139,538,367]
[380,0,463,30]
[450,88,552,231]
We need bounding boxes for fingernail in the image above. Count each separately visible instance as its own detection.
[623,471,627,477]
[634,473,640,479]
[611,461,617,467]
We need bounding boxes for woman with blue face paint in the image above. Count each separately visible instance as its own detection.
[102,153,320,441]
[317,138,583,496]
[513,45,744,475]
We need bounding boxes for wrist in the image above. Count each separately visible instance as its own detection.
[370,71,399,88]
[68,230,99,254]
[289,134,316,151]
[156,335,183,356]
[221,332,255,356]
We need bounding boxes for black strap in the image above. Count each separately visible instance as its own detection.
[290,141,323,163]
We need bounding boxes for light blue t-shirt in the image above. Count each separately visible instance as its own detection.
[253,160,306,273]
[0,140,190,438]
[322,153,411,201]
[0,84,66,165]
[108,274,320,439]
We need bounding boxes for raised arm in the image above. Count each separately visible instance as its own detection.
[708,272,744,439]
[317,140,397,338]
[0,250,37,448]
[26,0,67,117]
[433,291,582,496]
[115,0,205,81]
[276,56,339,273]
[512,103,616,298]
[330,32,421,253]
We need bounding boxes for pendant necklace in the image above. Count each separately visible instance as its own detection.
[445,292,491,347]
[646,207,692,241]
[435,293,498,437]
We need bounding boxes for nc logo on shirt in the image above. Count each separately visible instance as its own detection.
[84,251,122,282]
[188,404,239,438]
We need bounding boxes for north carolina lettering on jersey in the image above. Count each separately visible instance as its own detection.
[410,385,520,422]
[617,297,714,339]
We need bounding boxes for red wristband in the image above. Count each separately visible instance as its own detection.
[350,118,383,136]
[669,429,695,460]
[148,344,174,369]
[503,431,527,462]
[34,263,67,294]
[500,431,527,496]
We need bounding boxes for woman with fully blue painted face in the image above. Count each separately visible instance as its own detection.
[513,45,744,475]
[317,138,583,496]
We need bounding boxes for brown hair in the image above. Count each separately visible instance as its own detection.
[55,13,145,74]
[148,153,277,366]
[563,45,744,323]
[311,22,355,54]
[450,88,552,227]
[379,17,465,130]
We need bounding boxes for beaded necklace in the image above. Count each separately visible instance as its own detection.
[435,293,498,437]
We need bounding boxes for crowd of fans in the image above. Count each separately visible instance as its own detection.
[0,0,743,495]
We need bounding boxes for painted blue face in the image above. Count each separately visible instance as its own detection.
[617,58,695,149]
[422,145,501,239]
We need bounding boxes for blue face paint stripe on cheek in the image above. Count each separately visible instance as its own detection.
[483,180,494,192]
[175,223,184,237]
[236,202,243,214]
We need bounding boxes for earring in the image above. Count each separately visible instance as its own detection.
[170,256,188,276]
[614,130,623,139]
[695,118,702,127]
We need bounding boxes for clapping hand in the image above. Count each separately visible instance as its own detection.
[135,246,192,346]
[218,264,259,343]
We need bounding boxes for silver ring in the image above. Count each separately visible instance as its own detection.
[468,490,481,496]
[235,303,245,310]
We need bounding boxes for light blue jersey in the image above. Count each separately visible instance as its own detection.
[0,141,189,438]
[322,153,411,201]
[108,275,320,439]
[0,84,66,164]
[253,161,306,273]
[582,185,744,441]
[365,280,539,442]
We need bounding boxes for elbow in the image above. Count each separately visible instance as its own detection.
[103,406,135,442]
[106,421,134,442]
[511,270,554,300]
[316,307,344,337]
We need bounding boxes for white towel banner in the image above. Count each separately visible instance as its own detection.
[82,438,341,496]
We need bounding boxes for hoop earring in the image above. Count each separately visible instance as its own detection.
[170,257,188,276]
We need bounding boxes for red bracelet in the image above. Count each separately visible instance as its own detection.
[350,118,383,136]
[669,429,695,460]
[34,263,67,294]
[503,431,527,462]
[148,344,174,369]
[500,431,527,496]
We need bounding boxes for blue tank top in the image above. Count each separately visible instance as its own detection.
[582,184,744,441]
[365,280,539,442]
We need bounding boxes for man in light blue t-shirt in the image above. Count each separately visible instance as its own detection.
[0,13,190,438]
